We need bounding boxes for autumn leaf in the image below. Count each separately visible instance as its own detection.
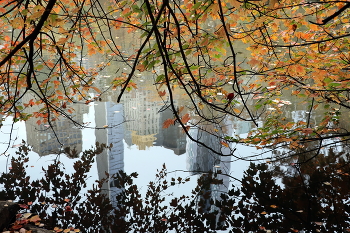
[302,128,313,135]
[136,64,146,72]
[91,87,101,93]
[163,118,176,128]
[233,108,241,114]
[221,141,229,147]
[57,38,69,45]
[19,204,29,209]
[158,90,166,97]
[181,113,190,124]
[29,215,41,222]
[54,227,63,232]
[22,213,32,219]
[11,18,24,29]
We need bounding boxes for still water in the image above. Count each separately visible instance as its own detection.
[0,75,258,198]
[1,71,348,232]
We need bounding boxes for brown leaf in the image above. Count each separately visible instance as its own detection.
[158,90,166,97]
[163,118,176,129]
[181,113,190,124]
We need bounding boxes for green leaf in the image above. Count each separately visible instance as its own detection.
[193,2,202,10]
[323,77,332,84]
[156,74,165,83]
[329,82,341,87]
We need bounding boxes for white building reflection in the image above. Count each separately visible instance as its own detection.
[23,92,88,157]
[95,102,124,206]
[186,117,233,229]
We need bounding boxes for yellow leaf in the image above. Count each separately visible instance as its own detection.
[11,18,24,29]
[29,215,41,222]
[198,102,204,110]
[233,108,240,114]
[23,213,32,219]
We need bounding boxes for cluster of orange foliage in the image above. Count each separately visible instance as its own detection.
[0,0,349,153]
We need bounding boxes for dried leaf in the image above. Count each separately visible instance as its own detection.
[23,213,32,219]
[163,118,176,129]
[29,215,41,222]
[158,90,166,97]
[181,113,190,124]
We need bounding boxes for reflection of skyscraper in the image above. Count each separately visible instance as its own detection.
[186,127,221,174]
[95,102,124,206]
[23,93,87,157]
[122,81,163,150]
[186,118,232,229]
[158,107,187,155]
[120,78,188,154]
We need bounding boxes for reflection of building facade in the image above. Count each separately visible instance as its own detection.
[157,107,187,155]
[232,120,252,136]
[186,118,232,229]
[95,102,124,206]
[186,127,221,174]
[122,82,163,150]
[23,93,87,157]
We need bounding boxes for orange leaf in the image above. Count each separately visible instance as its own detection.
[136,64,145,72]
[181,113,190,124]
[233,108,240,114]
[91,86,101,93]
[54,227,63,232]
[158,90,166,97]
[163,118,176,128]
[221,141,229,147]
[56,90,63,95]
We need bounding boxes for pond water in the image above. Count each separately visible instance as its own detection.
[0,75,258,198]
[1,62,350,232]
[1,30,349,232]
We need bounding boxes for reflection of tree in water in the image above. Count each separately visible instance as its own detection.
[227,147,350,232]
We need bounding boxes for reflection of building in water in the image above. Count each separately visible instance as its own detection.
[122,82,163,150]
[157,107,187,155]
[130,131,157,150]
[186,118,232,229]
[95,102,124,207]
[23,93,87,157]
[232,120,252,136]
[122,84,188,154]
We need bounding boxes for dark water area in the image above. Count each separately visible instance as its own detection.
[1,75,349,232]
